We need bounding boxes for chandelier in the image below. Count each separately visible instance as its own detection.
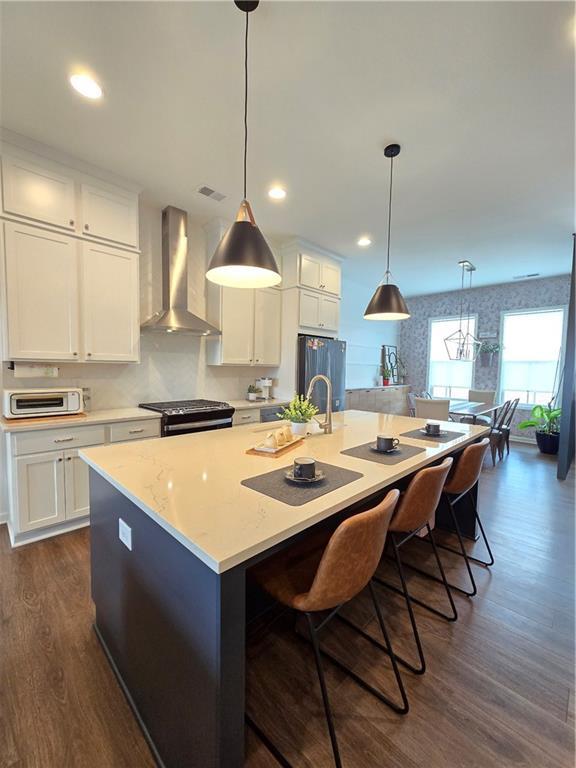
[444,260,481,361]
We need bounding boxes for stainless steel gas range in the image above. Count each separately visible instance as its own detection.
[138,399,235,437]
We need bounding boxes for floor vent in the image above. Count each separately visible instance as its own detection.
[197,185,226,202]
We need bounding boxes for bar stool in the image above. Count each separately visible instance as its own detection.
[249,489,407,768]
[437,437,493,571]
[373,458,455,676]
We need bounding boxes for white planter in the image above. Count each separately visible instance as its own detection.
[290,421,310,436]
[247,393,257,401]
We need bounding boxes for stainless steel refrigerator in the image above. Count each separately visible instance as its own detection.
[297,334,347,413]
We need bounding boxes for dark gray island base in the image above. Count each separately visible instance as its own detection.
[90,470,246,768]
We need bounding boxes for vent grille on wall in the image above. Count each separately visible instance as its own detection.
[197,186,226,202]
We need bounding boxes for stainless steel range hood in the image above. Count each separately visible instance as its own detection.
[141,206,221,336]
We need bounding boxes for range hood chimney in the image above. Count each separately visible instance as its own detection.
[141,206,220,336]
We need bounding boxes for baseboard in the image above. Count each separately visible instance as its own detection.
[509,435,536,445]
[8,517,89,547]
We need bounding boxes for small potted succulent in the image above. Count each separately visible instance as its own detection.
[277,395,319,436]
[380,364,392,386]
[479,341,500,368]
[518,402,562,455]
[247,384,262,402]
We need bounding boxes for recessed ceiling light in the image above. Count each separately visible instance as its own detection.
[69,73,102,100]
[357,236,372,247]
[268,186,286,201]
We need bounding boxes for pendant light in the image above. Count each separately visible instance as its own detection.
[364,144,410,321]
[206,1,281,289]
[443,260,482,361]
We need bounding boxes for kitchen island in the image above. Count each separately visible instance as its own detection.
[81,411,488,768]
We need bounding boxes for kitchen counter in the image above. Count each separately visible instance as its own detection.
[226,397,289,411]
[82,411,487,573]
[0,407,161,433]
[84,409,488,768]
[345,384,410,391]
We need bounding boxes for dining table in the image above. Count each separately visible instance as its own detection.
[448,398,502,424]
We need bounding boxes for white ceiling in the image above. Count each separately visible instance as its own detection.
[1,1,573,296]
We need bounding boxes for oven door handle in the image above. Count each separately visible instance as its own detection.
[164,418,232,433]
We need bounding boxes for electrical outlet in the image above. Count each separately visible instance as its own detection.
[118,518,132,551]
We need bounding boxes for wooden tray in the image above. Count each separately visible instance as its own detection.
[246,436,304,458]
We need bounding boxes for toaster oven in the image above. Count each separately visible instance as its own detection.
[2,388,84,419]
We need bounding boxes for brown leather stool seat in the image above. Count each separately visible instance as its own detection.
[250,489,407,768]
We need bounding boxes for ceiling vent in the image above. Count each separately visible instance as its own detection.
[197,185,226,202]
[513,273,540,280]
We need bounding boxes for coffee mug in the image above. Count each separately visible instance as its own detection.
[425,421,441,435]
[377,435,400,452]
[294,457,316,479]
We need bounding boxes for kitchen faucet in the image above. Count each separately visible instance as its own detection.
[306,375,333,434]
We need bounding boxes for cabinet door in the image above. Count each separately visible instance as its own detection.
[15,451,66,532]
[80,183,139,248]
[3,222,80,360]
[299,290,321,329]
[319,296,340,331]
[299,254,321,290]
[1,157,76,230]
[64,449,90,520]
[321,262,341,296]
[81,242,140,362]
[221,287,255,364]
[253,288,281,366]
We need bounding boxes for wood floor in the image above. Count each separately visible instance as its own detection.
[1,444,574,767]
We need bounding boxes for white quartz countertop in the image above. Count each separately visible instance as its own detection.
[0,407,161,433]
[81,411,488,574]
[227,398,290,411]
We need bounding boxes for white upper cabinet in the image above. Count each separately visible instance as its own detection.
[80,182,139,249]
[253,288,281,366]
[3,221,80,360]
[219,287,255,365]
[80,242,140,362]
[280,239,342,298]
[1,156,76,230]
[299,290,340,332]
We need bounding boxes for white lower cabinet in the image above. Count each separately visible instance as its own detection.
[16,451,67,532]
[6,416,161,545]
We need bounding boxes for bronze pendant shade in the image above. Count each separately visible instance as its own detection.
[364,144,410,321]
[206,2,281,289]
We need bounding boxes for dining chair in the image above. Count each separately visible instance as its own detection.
[489,400,512,465]
[249,489,407,768]
[407,392,416,416]
[415,397,449,420]
[500,397,520,455]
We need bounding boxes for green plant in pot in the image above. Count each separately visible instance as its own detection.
[380,364,392,386]
[518,402,562,455]
[277,395,319,436]
[479,341,500,367]
[247,384,262,402]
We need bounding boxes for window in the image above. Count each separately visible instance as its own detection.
[499,308,565,406]
[427,316,476,399]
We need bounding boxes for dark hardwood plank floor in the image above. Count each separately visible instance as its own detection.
[0,444,573,767]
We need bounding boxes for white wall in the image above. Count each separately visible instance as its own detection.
[339,261,399,388]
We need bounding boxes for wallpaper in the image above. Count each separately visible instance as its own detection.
[398,274,572,438]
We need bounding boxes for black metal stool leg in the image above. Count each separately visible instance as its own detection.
[424,524,458,620]
[374,535,427,674]
[245,713,293,768]
[305,613,343,768]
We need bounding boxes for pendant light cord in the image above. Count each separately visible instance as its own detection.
[243,10,249,201]
[385,156,394,283]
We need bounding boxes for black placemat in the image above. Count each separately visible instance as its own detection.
[400,428,467,443]
[340,442,426,465]
[241,462,363,507]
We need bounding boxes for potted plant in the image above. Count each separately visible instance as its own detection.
[479,341,500,368]
[380,364,392,386]
[276,395,319,436]
[518,402,562,455]
[247,384,262,402]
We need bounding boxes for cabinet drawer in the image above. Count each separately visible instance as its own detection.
[233,409,260,426]
[13,424,106,456]
[109,420,161,443]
